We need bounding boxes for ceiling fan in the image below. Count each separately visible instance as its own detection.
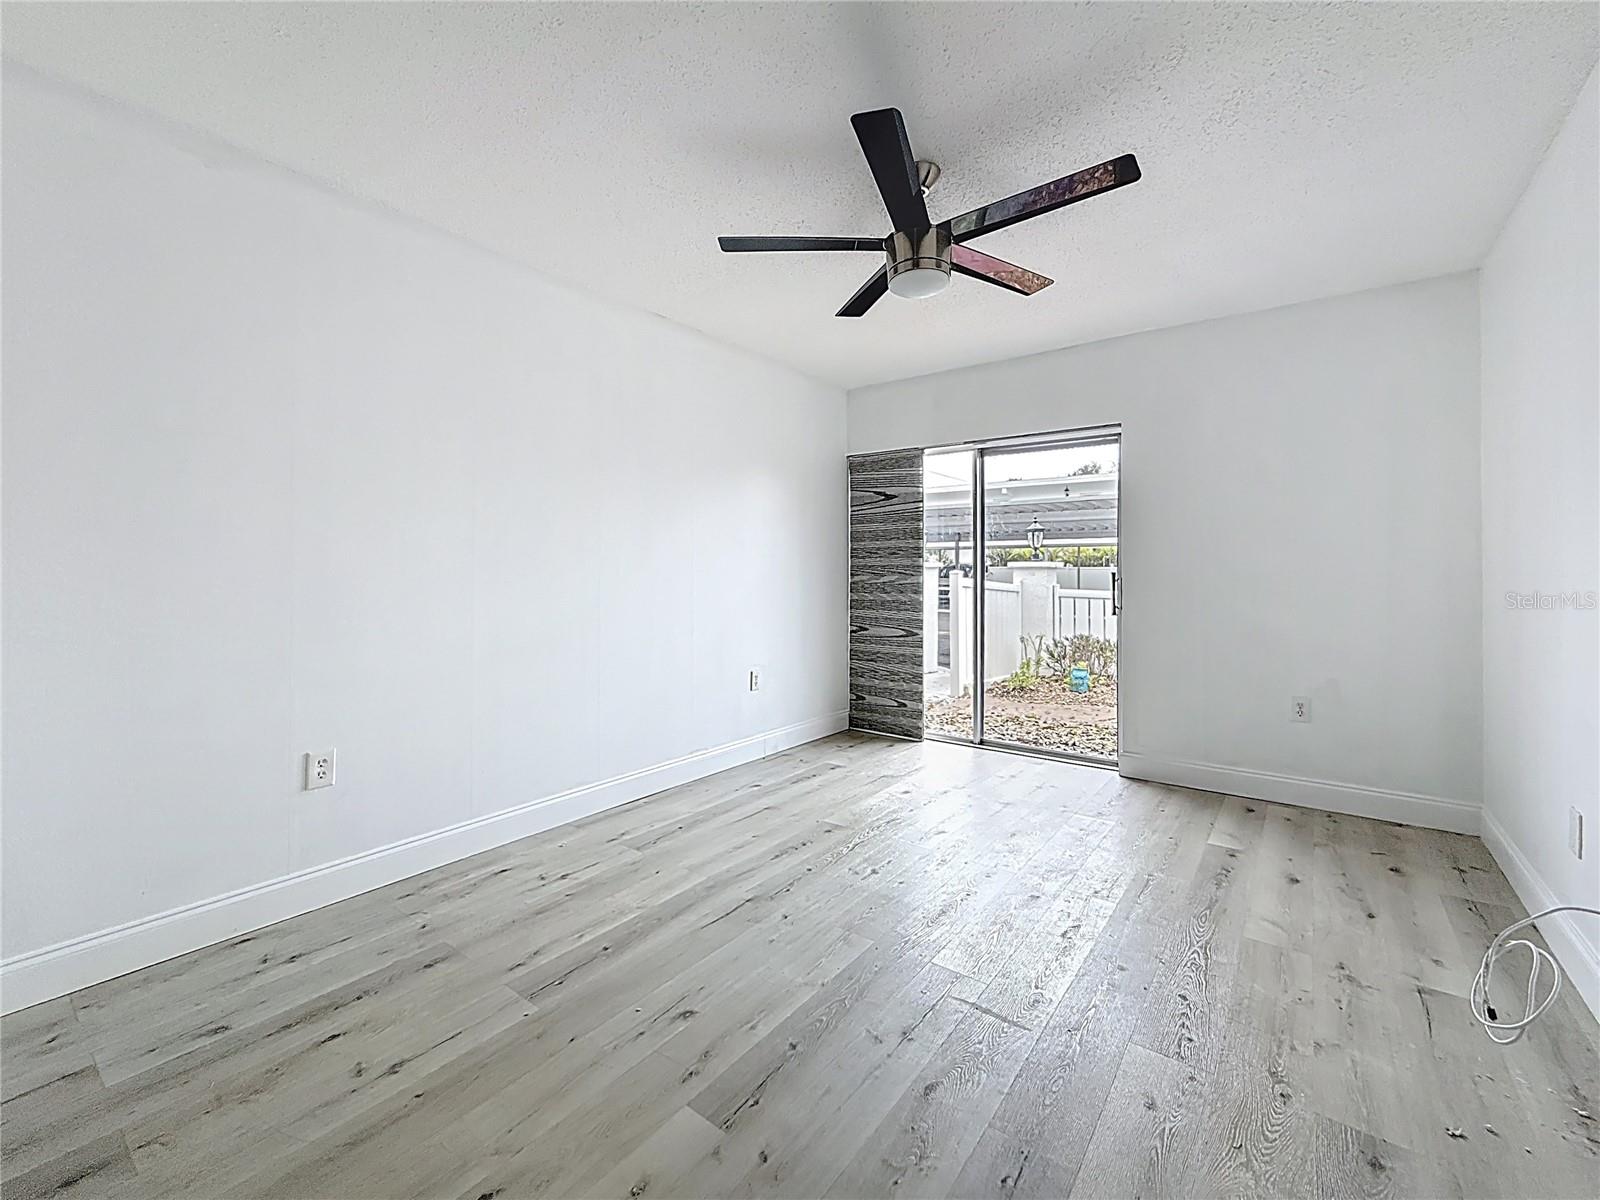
[718,108,1140,317]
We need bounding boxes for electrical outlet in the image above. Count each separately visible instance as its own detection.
[1571,807,1585,860]
[748,668,762,693]
[1290,697,1311,723]
[304,749,336,791]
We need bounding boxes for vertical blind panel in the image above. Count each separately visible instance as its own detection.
[847,449,924,739]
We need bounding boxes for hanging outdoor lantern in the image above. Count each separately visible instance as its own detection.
[1026,518,1045,560]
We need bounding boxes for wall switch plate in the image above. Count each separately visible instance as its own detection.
[749,668,762,692]
[1571,807,1585,860]
[1290,697,1311,723]
[305,749,336,791]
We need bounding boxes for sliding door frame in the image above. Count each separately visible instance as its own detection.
[924,424,1121,769]
[969,446,986,746]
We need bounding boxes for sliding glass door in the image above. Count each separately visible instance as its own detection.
[979,439,1119,760]
[922,448,976,740]
[922,431,1120,763]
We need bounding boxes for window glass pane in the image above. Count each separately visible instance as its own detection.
[979,443,1119,760]
[922,449,975,741]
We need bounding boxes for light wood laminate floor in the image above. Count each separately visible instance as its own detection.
[3,734,1596,1199]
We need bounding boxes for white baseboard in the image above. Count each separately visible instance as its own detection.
[0,711,848,1015]
[1117,752,1481,835]
[1480,809,1600,1023]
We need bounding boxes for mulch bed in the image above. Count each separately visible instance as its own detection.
[926,676,1118,758]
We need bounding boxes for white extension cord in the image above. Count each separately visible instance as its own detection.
[1470,905,1600,1044]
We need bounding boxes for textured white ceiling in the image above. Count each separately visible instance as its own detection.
[5,3,1596,388]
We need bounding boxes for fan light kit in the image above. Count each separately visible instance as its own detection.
[719,107,1141,316]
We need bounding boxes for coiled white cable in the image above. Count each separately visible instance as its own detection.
[1470,905,1600,1044]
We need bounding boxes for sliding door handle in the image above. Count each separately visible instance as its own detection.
[1111,570,1121,616]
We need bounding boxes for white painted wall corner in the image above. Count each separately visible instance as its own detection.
[1481,808,1600,1024]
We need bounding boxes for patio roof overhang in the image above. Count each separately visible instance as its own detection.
[925,475,1118,546]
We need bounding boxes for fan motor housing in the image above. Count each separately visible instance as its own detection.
[885,226,952,288]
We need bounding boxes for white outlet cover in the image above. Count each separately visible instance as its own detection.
[305,748,336,791]
[1291,697,1312,723]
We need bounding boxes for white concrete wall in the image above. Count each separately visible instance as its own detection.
[0,69,848,1004]
[851,274,1483,833]
[1479,66,1600,1013]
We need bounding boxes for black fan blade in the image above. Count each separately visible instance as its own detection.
[837,267,888,317]
[850,109,929,233]
[948,154,1140,243]
[950,243,1052,295]
[719,237,884,252]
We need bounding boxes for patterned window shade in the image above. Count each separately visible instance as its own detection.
[847,449,924,739]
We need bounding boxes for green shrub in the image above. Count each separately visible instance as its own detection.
[985,545,1119,567]
[1065,634,1116,678]
[1001,633,1116,690]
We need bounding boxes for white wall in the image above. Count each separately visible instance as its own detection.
[0,69,847,1007]
[851,274,1484,831]
[1479,66,1600,1012]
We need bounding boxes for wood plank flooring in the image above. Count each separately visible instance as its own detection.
[3,734,1596,1199]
